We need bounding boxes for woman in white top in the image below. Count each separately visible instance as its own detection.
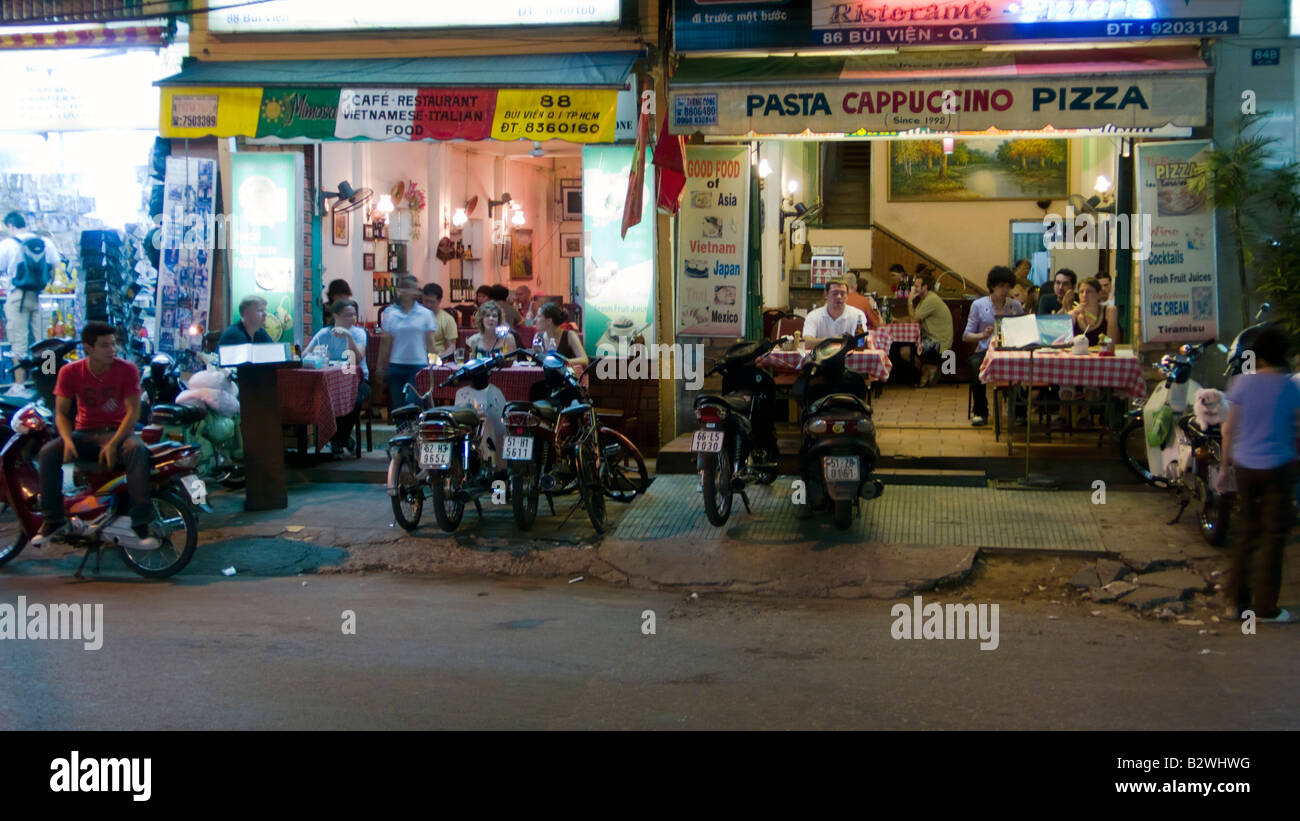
[465,300,517,358]
[379,275,438,410]
[305,298,370,452]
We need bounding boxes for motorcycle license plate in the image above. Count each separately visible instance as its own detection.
[180,474,207,505]
[504,436,534,461]
[823,456,860,482]
[419,442,452,469]
[692,431,724,453]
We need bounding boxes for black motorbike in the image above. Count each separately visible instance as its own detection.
[793,332,884,530]
[0,337,77,443]
[693,336,789,526]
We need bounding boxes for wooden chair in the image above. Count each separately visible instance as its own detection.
[771,316,804,420]
[774,316,804,340]
[454,304,477,327]
[592,369,642,441]
[365,333,388,424]
[762,308,788,341]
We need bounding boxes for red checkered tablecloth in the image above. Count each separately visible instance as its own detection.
[760,349,892,382]
[868,321,921,351]
[416,364,545,403]
[979,346,1147,398]
[278,365,360,444]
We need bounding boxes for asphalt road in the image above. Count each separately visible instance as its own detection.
[1,572,1295,731]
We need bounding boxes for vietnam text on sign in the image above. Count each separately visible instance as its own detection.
[490,90,619,143]
[669,76,1207,135]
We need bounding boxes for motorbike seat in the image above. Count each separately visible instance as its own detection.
[533,400,560,422]
[561,402,592,418]
[391,404,422,424]
[806,393,872,417]
[695,393,751,415]
[151,403,207,426]
[427,406,480,428]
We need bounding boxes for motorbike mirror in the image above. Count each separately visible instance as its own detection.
[1216,343,1229,354]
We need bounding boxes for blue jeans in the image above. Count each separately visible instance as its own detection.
[386,363,424,410]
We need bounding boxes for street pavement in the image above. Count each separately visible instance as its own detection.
[1,573,1296,731]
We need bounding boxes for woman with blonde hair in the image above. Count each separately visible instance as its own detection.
[466,300,517,357]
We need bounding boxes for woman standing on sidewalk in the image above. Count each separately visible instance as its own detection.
[1218,326,1300,623]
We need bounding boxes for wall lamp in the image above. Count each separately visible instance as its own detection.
[488,193,513,219]
[780,201,807,242]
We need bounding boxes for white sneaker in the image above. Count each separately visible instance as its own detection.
[131,524,160,551]
[971,416,987,427]
[5,383,29,396]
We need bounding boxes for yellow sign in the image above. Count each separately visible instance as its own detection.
[160,86,263,138]
[490,89,618,143]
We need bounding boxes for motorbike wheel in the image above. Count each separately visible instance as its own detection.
[390,451,424,532]
[510,442,546,531]
[700,443,733,527]
[832,498,854,531]
[217,465,246,491]
[576,442,607,534]
[0,532,27,568]
[1118,417,1168,488]
[430,456,467,533]
[119,488,198,579]
[598,428,649,502]
[1194,474,1231,547]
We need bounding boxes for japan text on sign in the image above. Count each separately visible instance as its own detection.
[490,89,619,143]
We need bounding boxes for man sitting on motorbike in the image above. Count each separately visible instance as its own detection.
[31,321,157,549]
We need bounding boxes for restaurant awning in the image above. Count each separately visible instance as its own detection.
[669,47,1210,137]
[156,51,642,142]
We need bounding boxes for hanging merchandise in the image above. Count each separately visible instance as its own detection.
[156,154,217,363]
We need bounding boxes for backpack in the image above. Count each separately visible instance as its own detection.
[12,236,52,293]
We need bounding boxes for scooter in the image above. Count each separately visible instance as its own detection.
[693,335,790,526]
[793,332,884,530]
[0,337,77,443]
[1117,342,1230,545]
[0,403,207,579]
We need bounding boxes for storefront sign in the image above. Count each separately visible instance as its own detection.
[229,152,303,346]
[157,156,217,358]
[491,89,618,143]
[675,0,1239,50]
[582,145,656,356]
[160,86,262,138]
[1135,140,1217,344]
[208,0,621,33]
[162,86,616,143]
[670,75,1206,135]
[675,146,749,338]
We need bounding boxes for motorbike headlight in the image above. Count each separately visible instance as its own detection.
[804,418,828,435]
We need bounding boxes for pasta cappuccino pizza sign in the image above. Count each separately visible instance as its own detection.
[675,146,749,338]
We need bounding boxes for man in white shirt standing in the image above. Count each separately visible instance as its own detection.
[0,211,61,395]
[801,277,868,346]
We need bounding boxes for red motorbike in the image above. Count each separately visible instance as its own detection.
[0,403,207,579]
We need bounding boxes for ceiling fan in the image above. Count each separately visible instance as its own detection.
[529,141,545,158]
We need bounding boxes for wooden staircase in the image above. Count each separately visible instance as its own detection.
[870,222,987,297]
[821,143,871,227]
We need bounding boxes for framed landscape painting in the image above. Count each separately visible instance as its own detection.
[888,138,1069,202]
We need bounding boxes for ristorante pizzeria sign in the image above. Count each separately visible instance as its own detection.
[674,0,1239,51]
[669,75,1206,134]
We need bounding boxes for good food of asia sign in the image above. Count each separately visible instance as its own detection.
[670,76,1206,134]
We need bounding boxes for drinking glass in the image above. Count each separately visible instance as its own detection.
[453,348,465,365]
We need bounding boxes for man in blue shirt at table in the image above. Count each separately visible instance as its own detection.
[218,296,273,347]
[962,265,1023,427]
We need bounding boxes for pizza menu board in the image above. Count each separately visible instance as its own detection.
[675,145,749,338]
[810,246,844,289]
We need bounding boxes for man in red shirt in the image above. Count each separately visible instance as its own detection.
[32,321,156,548]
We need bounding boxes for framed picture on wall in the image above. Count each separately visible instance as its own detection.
[560,179,582,221]
[363,252,375,271]
[363,223,375,241]
[888,137,1070,202]
[560,231,582,258]
[332,209,348,246]
[509,229,533,280]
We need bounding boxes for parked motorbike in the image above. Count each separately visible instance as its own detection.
[149,358,246,490]
[1222,302,1274,377]
[386,382,436,530]
[793,331,884,530]
[502,351,648,532]
[0,337,77,444]
[1118,342,1230,545]
[0,403,206,579]
[693,335,790,526]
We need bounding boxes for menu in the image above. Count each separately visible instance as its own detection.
[675,146,749,337]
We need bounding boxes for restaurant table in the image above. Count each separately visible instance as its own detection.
[979,344,1147,455]
[415,363,544,404]
[760,348,892,383]
[279,365,361,447]
[867,321,921,352]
